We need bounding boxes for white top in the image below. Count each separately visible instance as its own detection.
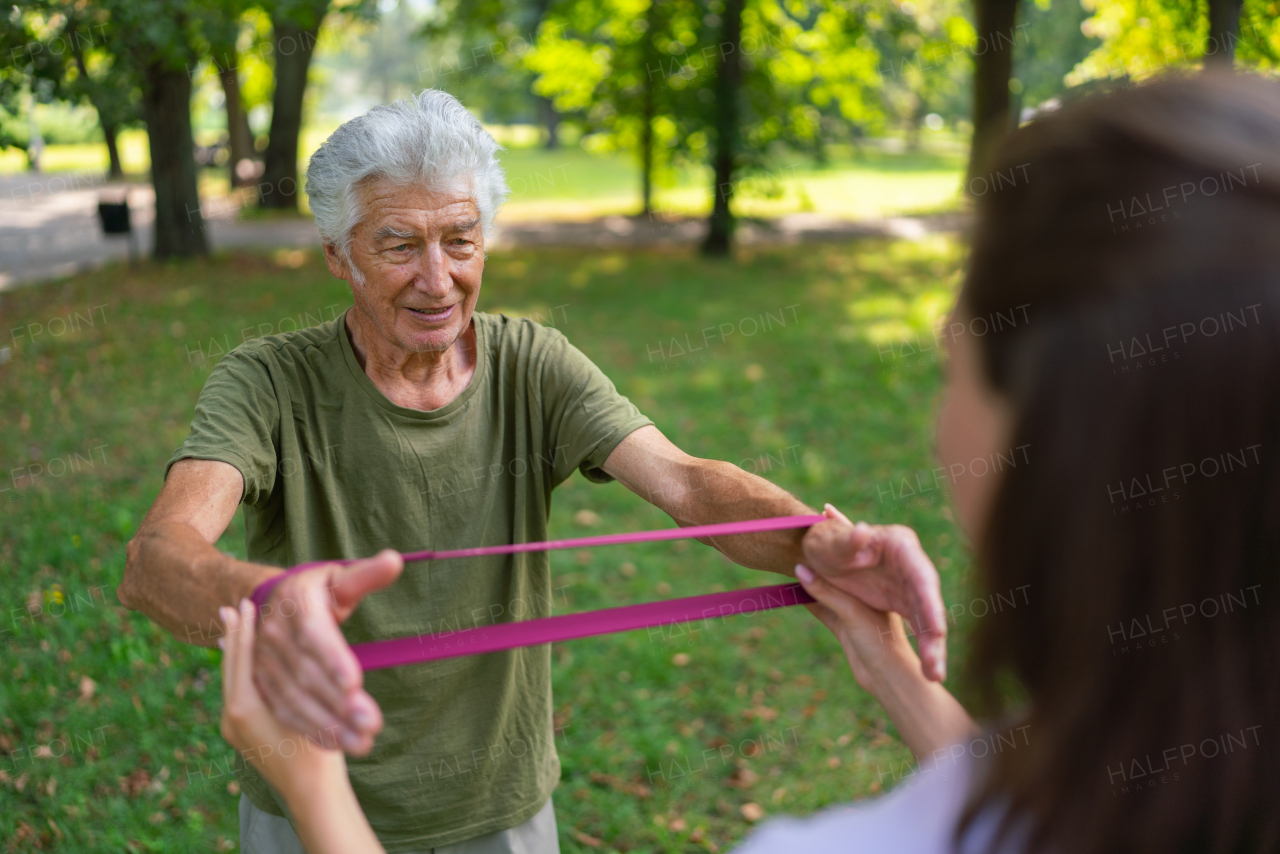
[734,752,1020,854]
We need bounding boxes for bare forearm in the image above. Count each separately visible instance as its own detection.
[865,646,977,760]
[602,427,814,574]
[280,757,384,854]
[674,460,813,574]
[120,520,279,646]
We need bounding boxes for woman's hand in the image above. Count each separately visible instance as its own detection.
[219,598,348,798]
[793,564,920,696]
[794,560,977,761]
[801,504,948,681]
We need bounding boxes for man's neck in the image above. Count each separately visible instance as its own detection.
[344,310,478,412]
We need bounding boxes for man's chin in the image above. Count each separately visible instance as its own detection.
[395,322,460,354]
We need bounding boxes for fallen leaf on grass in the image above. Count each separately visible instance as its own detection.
[588,769,652,798]
[572,829,603,848]
[119,768,151,798]
[79,676,96,701]
[741,803,765,822]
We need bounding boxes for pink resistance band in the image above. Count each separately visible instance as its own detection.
[251,514,824,671]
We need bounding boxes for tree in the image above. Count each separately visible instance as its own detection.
[966,0,1020,187]
[868,0,973,153]
[519,0,698,215]
[702,0,743,255]
[1206,0,1244,65]
[418,0,567,148]
[258,0,330,210]
[1068,0,1280,84]
[1012,0,1100,111]
[1,2,141,178]
[206,2,259,188]
[525,0,887,251]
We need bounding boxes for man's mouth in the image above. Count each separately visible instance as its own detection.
[405,305,454,323]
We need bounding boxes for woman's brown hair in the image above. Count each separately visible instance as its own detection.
[956,71,1280,854]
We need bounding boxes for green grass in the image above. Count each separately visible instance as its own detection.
[493,145,966,222]
[0,239,973,852]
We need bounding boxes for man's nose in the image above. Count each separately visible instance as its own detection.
[412,243,452,295]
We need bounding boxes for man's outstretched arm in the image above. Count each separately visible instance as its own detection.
[602,425,813,574]
[120,458,400,754]
[603,427,949,681]
[119,458,271,644]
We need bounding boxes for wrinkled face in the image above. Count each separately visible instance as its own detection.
[326,178,485,354]
[935,313,1014,542]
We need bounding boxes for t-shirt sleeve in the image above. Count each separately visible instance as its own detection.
[165,346,281,506]
[536,327,652,485]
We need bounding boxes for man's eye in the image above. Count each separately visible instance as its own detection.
[393,243,411,252]
[452,238,468,246]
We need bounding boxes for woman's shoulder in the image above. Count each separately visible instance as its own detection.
[733,753,1011,854]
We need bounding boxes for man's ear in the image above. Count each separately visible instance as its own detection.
[323,243,351,282]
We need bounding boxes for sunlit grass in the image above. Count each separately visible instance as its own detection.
[0,238,971,852]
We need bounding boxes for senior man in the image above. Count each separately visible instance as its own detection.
[120,90,947,854]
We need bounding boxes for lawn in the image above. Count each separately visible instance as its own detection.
[0,238,974,852]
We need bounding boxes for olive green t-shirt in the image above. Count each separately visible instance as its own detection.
[166,310,651,851]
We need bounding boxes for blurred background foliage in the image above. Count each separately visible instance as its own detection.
[4,0,1277,251]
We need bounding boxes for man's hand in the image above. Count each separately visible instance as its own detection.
[253,550,403,755]
[802,504,948,682]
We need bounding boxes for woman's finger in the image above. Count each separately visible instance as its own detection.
[220,605,241,702]
[234,598,259,702]
[802,602,842,635]
[823,503,855,527]
[795,563,857,623]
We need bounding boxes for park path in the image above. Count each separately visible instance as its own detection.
[0,172,966,292]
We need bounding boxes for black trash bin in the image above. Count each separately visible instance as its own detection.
[97,194,138,264]
[97,201,131,234]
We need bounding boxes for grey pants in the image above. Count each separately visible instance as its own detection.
[239,793,560,854]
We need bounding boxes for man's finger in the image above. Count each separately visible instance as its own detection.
[837,520,877,570]
[330,550,404,617]
[892,539,947,682]
[293,582,366,696]
[254,652,342,734]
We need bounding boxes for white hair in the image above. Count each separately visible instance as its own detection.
[305,89,508,268]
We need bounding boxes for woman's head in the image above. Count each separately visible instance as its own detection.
[943,71,1280,854]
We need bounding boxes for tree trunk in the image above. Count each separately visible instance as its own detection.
[1206,0,1244,65]
[260,2,327,210]
[70,28,123,180]
[640,0,660,217]
[702,0,743,257]
[537,95,560,150]
[103,122,124,179]
[142,61,208,258]
[905,96,925,153]
[640,86,655,217]
[965,0,1020,191]
[217,48,256,188]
